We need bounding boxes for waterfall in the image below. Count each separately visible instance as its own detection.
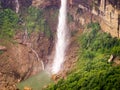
[52,0,69,74]
[31,48,45,70]
[15,0,19,13]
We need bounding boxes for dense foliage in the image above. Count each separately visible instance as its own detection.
[0,9,18,38]
[46,22,120,90]
[81,22,120,56]
[20,6,52,37]
[0,6,52,39]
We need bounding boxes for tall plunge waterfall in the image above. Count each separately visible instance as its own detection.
[52,0,69,74]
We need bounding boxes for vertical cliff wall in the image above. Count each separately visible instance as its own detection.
[1,0,32,11]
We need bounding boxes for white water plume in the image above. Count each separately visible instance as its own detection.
[52,0,69,74]
[15,0,19,13]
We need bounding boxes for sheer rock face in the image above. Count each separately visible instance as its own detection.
[32,0,92,8]
[108,0,120,9]
[32,0,60,8]
[0,0,92,10]
[0,0,119,11]
[1,0,32,11]
[0,0,60,11]
[1,0,15,10]
[0,32,53,89]
[0,0,120,89]
[98,0,120,38]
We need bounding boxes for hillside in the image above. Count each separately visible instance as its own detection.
[46,22,120,90]
[0,0,120,90]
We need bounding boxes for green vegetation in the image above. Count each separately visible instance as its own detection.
[81,22,120,55]
[0,51,4,54]
[46,22,120,90]
[0,9,18,38]
[20,6,52,37]
[17,71,52,90]
[68,13,73,23]
[0,6,53,39]
[111,46,120,56]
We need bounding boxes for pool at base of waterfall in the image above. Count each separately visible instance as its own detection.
[17,71,52,90]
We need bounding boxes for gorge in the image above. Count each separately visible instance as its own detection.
[0,0,120,90]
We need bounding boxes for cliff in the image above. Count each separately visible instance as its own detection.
[0,0,120,89]
[1,0,32,11]
[98,0,120,38]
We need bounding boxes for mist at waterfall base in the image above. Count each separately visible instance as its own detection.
[52,0,69,74]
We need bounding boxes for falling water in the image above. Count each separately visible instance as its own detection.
[15,0,19,13]
[52,0,69,74]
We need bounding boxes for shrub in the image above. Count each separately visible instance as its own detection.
[0,9,18,38]
[83,50,95,59]
[0,51,4,54]
[20,6,52,37]
[111,46,120,56]
[87,22,100,31]
[80,22,120,54]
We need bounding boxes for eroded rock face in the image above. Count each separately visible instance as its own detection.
[1,0,15,10]
[32,0,60,8]
[0,46,7,51]
[0,31,53,89]
[0,0,59,11]
[1,0,93,11]
[108,0,120,9]
[1,0,32,11]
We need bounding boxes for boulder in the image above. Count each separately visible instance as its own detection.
[108,54,114,63]
[51,74,60,81]
[24,87,32,90]
[0,46,7,51]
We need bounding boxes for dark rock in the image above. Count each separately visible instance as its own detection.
[1,0,32,12]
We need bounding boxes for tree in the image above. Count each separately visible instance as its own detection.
[0,9,18,38]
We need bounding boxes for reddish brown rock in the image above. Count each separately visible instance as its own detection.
[0,31,54,89]
[24,86,32,90]
[0,46,7,51]
[51,74,60,81]
[1,0,32,11]
[36,0,60,8]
